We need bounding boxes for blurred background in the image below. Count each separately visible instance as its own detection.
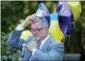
[1,1,85,61]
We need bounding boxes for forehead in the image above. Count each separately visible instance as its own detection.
[30,16,39,23]
[30,19,38,24]
[30,19,42,28]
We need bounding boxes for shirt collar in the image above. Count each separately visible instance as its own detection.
[41,34,50,44]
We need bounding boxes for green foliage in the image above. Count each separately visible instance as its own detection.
[1,32,20,61]
[1,1,85,61]
[1,1,24,33]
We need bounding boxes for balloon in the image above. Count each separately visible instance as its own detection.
[57,1,73,35]
[36,2,50,27]
[49,12,64,41]
[20,30,32,40]
[37,2,64,41]
[36,2,49,17]
[67,2,81,21]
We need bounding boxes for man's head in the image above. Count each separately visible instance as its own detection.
[29,15,50,41]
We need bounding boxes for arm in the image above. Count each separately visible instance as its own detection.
[29,43,64,60]
[8,30,24,50]
[8,15,33,50]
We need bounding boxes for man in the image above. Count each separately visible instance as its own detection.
[8,2,64,61]
[8,13,64,60]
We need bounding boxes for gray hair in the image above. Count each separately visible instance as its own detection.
[31,16,49,29]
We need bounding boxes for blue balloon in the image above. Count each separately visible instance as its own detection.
[57,1,74,35]
[36,2,50,27]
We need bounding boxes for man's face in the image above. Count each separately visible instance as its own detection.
[30,20,48,41]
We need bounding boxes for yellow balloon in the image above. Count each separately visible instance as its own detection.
[67,2,81,21]
[49,20,64,41]
[20,30,32,40]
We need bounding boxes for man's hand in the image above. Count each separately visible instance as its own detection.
[16,14,35,30]
[26,41,37,52]
[20,15,32,28]
[22,14,36,28]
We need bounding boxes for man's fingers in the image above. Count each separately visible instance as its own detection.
[24,14,35,25]
[25,14,35,21]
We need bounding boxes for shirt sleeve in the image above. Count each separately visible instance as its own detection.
[8,30,24,50]
[15,24,24,31]
[32,49,37,55]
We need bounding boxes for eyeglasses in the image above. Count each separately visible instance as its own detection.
[31,28,43,33]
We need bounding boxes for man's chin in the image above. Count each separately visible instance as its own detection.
[36,37,40,41]
[34,36,41,41]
